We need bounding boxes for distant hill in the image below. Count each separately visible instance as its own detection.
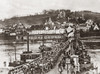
[77,11,100,23]
[1,13,58,28]
[1,10,100,28]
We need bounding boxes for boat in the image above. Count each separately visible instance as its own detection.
[8,33,40,67]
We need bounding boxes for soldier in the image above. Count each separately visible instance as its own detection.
[58,61,63,74]
[4,61,6,67]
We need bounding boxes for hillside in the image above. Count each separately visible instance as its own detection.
[1,13,58,28]
[1,10,100,28]
[77,11,100,23]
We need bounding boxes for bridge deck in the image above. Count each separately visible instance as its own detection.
[8,40,70,74]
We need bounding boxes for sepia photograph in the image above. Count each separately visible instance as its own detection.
[0,0,100,74]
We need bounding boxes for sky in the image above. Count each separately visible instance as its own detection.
[0,0,100,19]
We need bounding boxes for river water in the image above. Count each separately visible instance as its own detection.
[0,38,100,73]
[0,38,51,68]
[0,42,33,68]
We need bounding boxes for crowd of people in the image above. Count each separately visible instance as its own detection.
[8,39,70,74]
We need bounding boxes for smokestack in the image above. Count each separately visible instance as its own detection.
[27,33,29,52]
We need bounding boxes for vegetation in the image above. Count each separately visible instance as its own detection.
[1,9,100,28]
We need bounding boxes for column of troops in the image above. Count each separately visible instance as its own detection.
[8,40,70,74]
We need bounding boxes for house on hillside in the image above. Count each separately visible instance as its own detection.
[44,17,55,30]
[15,23,26,35]
[0,24,5,34]
[57,10,66,19]
[0,28,4,34]
[86,19,94,31]
[93,23,99,30]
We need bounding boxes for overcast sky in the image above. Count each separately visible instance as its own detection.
[0,0,100,19]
